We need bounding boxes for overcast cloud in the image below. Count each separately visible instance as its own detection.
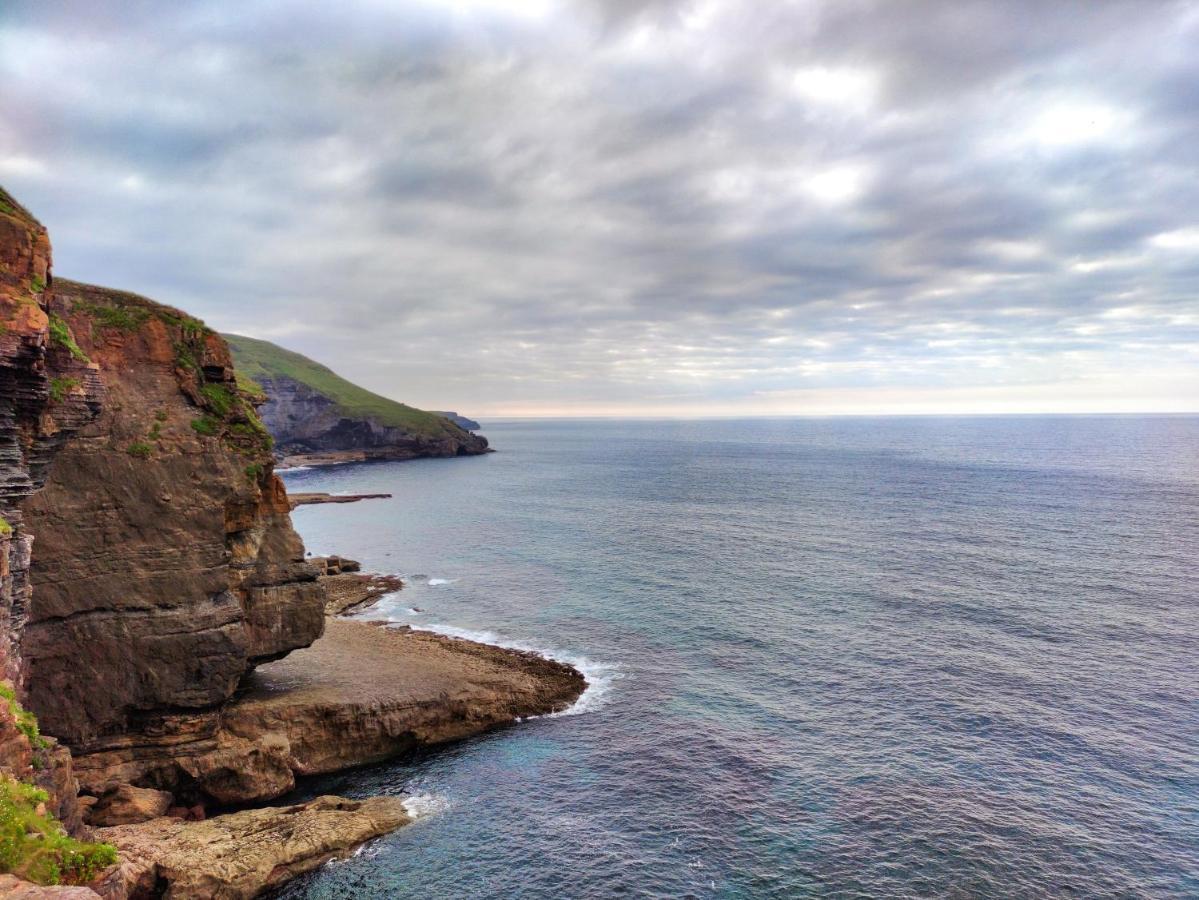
[1,0,1197,415]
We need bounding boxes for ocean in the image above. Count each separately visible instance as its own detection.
[272,416,1198,899]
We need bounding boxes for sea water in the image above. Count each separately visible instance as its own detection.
[272,416,1199,899]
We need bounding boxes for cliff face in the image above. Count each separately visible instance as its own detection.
[224,334,489,466]
[0,188,102,835]
[17,281,325,762]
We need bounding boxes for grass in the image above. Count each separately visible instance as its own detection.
[76,302,150,333]
[30,275,45,295]
[224,334,462,438]
[0,775,117,885]
[0,685,45,752]
[126,442,153,459]
[190,416,221,437]
[0,517,10,538]
[46,316,88,363]
[48,377,80,404]
[0,685,119,888]
[200,383,235,417]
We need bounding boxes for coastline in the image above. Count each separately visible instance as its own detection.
[81,592,588,897]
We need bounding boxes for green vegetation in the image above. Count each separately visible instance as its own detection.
[200,383,235,417]
[155,409,169,421]
[0,518,11,538]
[0,685,46,752]
[48,377,80,404]
[46,316,88,363]
[126,442,153,459]
[244,462,264,481]
[0,773,117,885]
[0,776,116,884]
[190,416,221,437]
[235,371,267,403]
[29,275,45,295]
[224,333,461,438]
[76,301,149,333]
[0,200,15,217]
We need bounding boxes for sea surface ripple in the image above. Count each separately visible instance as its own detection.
[273,416,1199,899]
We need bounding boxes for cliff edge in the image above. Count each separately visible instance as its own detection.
[223,334,489,467]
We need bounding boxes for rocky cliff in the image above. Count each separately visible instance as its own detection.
[17,280,325,790]
[0,186,583,896]
[223,334,489,467]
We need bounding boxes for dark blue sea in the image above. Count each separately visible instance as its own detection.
[273,416,1199,899]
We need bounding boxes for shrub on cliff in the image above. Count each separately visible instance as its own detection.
[0,776,116,885]
[0,686,115,885]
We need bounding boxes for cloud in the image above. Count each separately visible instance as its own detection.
[0,0,1195,415]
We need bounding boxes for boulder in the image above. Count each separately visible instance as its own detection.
[86,784,173,827]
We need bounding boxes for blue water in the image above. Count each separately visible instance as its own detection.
[273,416,1199,899]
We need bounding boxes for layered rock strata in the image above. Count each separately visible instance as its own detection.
[73,620,585,805]
[0,189,102,840]
[18,281,325,755]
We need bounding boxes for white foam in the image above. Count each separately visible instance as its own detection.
[404,621,621,717]
[402,793,450,820]
[278,465,311,474]
[427,578,456,586]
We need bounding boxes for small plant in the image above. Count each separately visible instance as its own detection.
[48,377,80,404]
[0,200,16,217]
[46,316,87,363]
[244,462,264,481]
[200,383,235,417]
[29,275,45,294]
[0,775,117,885]
[126,442,153,459]
[147,422,162,441]
[0,518,11,538]
[0,685,46,751]
[155,409,169,422]
[190,416,221,437]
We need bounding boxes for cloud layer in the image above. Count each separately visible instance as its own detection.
[2,0,1196,415]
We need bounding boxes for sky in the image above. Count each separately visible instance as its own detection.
[1,0,1197,417]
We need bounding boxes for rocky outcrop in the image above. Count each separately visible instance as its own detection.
[73,620,585,805]
[94,795,409,900]
[16,281,325,789]
[223,334,489,467]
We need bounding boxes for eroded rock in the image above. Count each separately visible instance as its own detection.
[94,795,408,900]
[73,620,586,804]
[86,785,173,827]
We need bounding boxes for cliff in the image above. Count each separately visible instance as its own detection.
[19,281,325,757]
[0,185,583,896]
[223,334,489,467]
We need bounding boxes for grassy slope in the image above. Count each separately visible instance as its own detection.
[224,334,455,438]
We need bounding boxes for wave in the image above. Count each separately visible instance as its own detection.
[401,793,451,821]
[427,578,456,586]
[404,620,621,717]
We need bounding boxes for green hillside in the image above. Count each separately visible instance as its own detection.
[224,333,456,438]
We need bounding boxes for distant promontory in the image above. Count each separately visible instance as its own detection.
[224,334,489,467]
